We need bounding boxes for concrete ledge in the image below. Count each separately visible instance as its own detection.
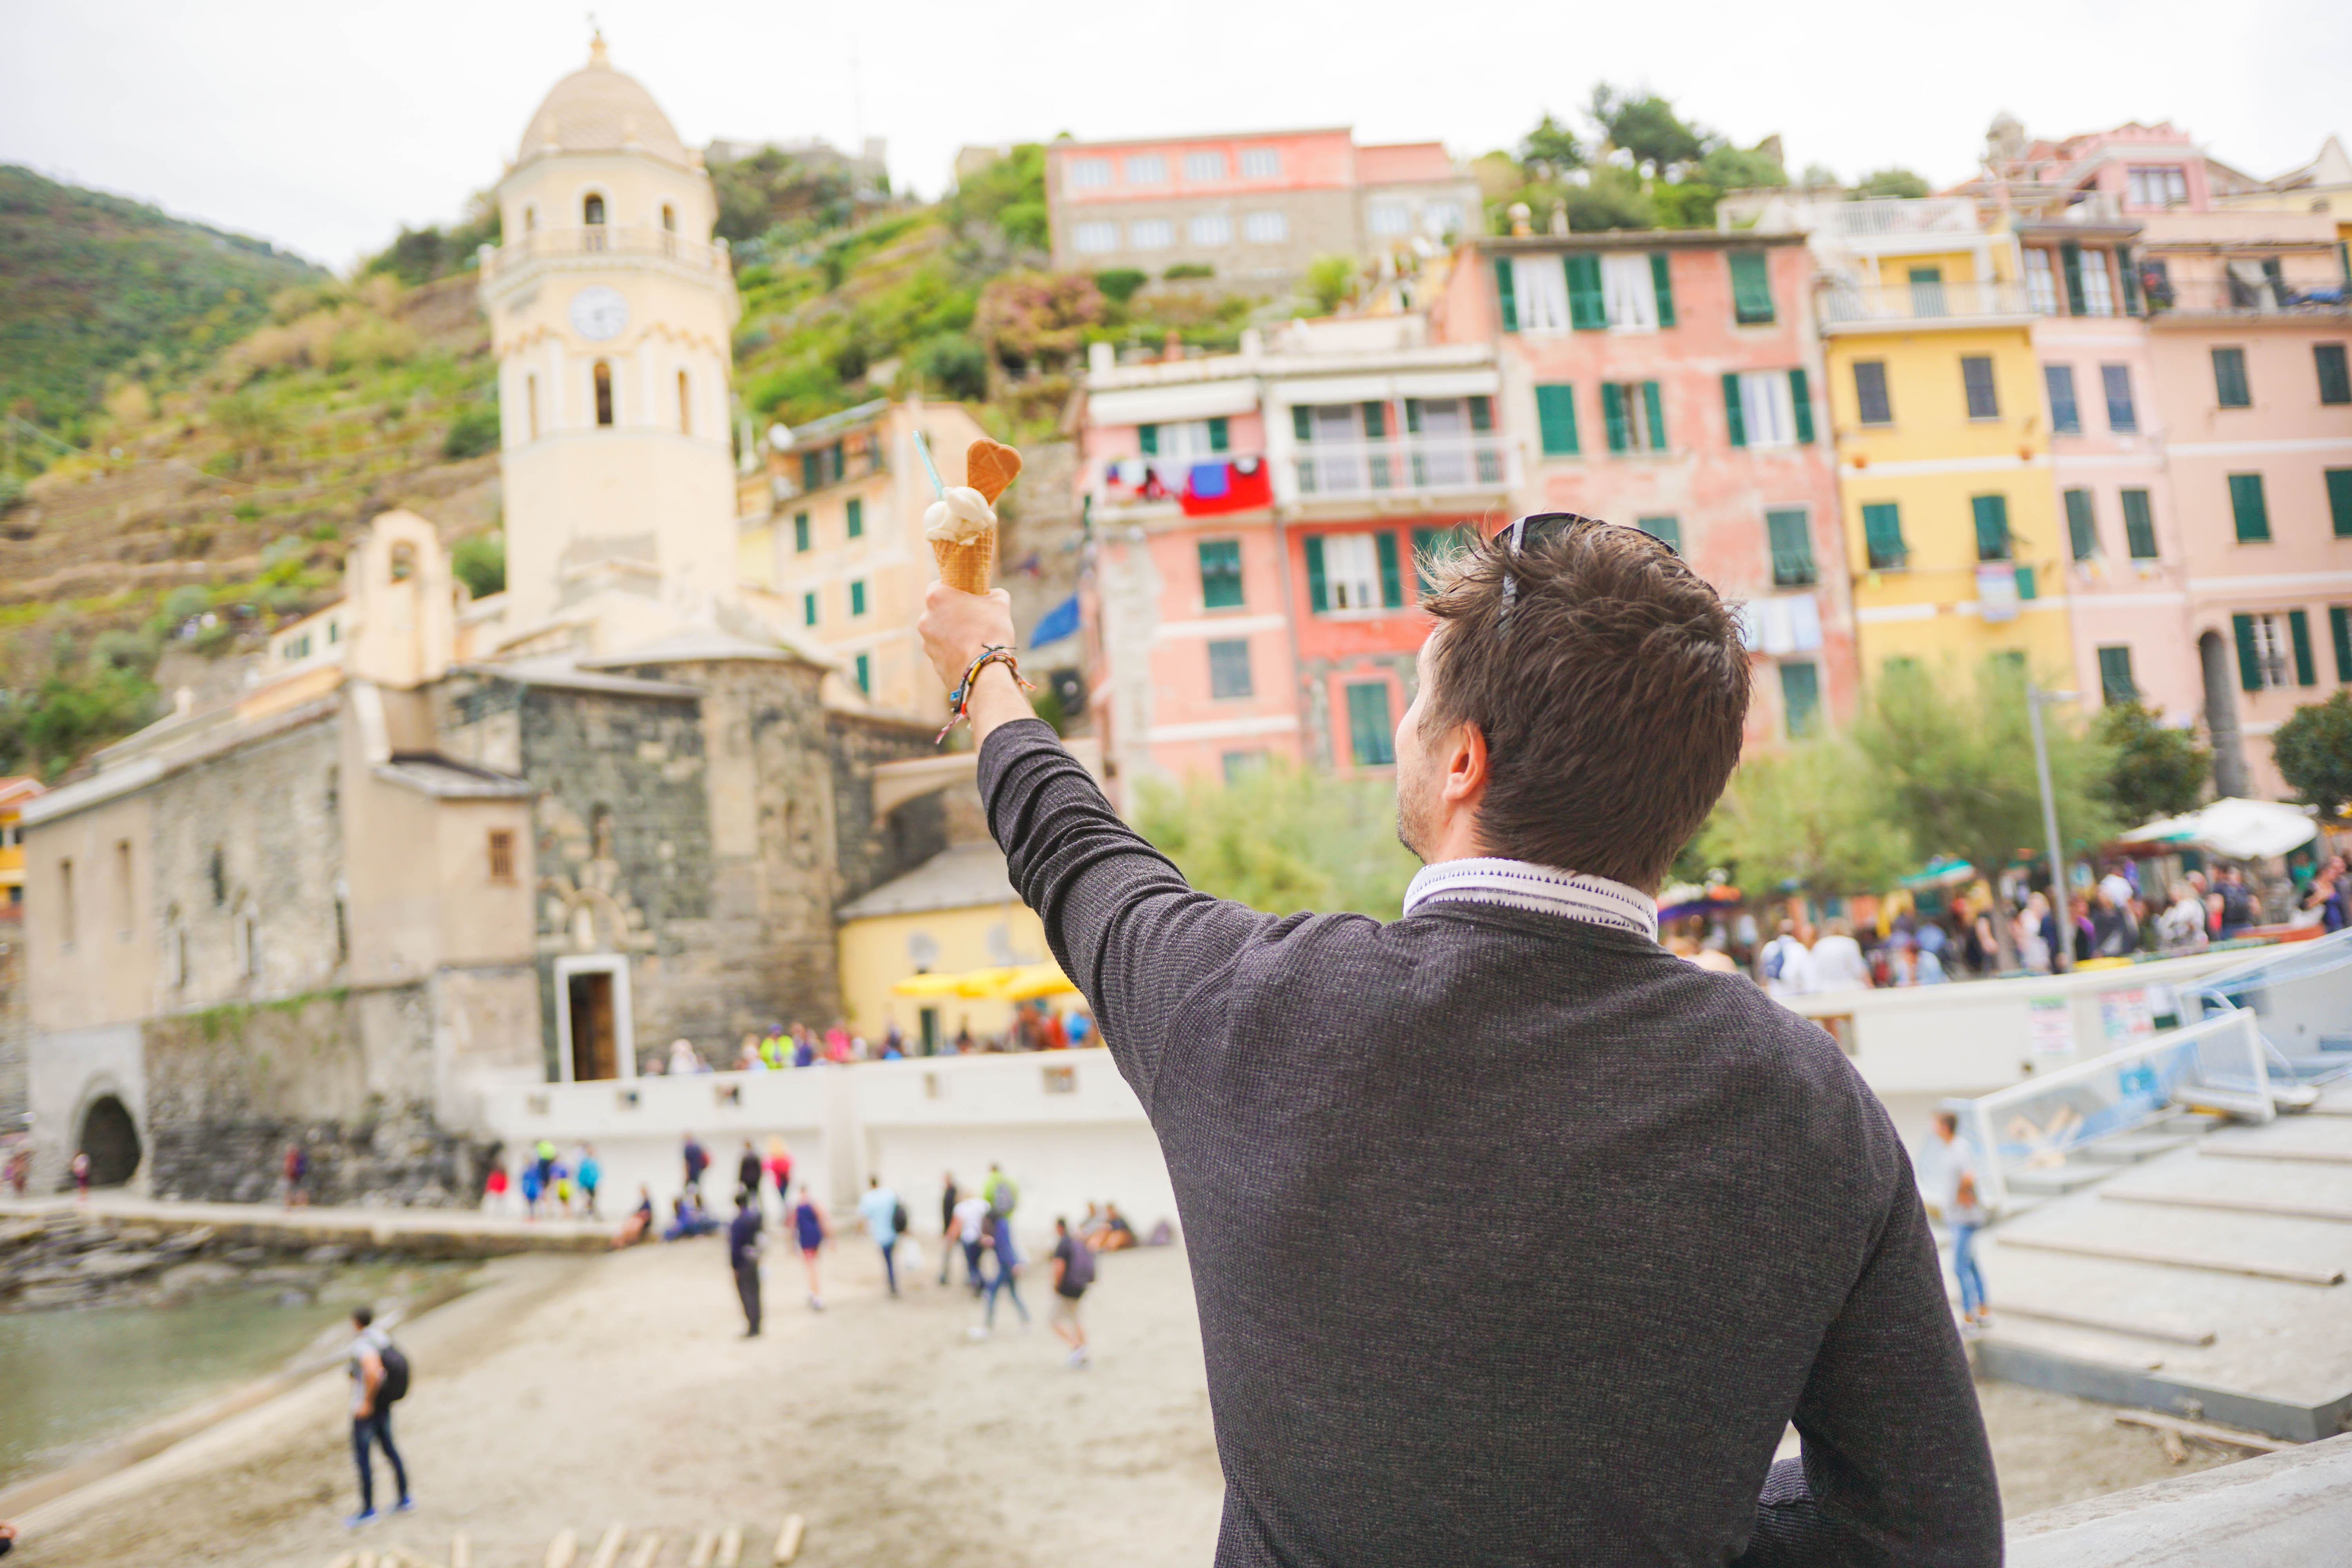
[0,1195,610,1258]
[1976,1338,2352,1445]
[2009,1432,2352,1566]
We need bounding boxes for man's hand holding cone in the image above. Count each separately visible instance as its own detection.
[926,438,1022,594]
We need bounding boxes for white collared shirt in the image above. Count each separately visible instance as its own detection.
[1402,857,1659,943]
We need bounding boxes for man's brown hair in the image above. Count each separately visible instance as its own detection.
[1421,522,1750,891]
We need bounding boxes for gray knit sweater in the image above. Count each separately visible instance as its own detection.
[982,720,2001,1566]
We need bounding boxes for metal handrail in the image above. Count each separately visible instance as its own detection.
[1291,435,1511,498]
[484,226,729,277]
[1824,197,1980,236]
[1818,280,2034,323]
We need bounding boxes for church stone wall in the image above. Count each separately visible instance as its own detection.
[828,711,953,905]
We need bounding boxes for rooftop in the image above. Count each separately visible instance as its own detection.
[836,841,1019,921]
[515,35,692,170]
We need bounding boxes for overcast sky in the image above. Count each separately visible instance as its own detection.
[2,0,2344,270]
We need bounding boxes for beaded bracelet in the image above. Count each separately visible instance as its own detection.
[936,644,1035,743]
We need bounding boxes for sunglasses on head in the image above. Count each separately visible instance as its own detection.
[1495,512,1678,635]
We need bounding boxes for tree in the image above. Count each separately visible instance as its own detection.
[974,271,1103,375]
[2274,691,2352,817]
[1304,256,1358,316]
[1699,738,1916,901]
[1699,142,1787,191]
[2093,701,2209,828]
[1799,162,1840,190]
[1852,167,1931,200]
[1562,165,1655,232]
[944,143,1049,253]
[451,532,505,599]
[1520,114,1586,179]
[1134,762,1418,919]
[1589,85,1705,176]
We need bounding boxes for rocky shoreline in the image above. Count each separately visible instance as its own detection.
[0,1211,391,1313]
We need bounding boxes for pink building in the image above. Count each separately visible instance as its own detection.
[1077,317,1510,794]
[1429,232,1857,747]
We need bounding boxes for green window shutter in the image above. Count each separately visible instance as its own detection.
[1777,662,1821,738]
[1649,252,1676,327]
[1493,257,1518,332]
[2064,489,2097,560]
[1636,515,1681,553]
[2318,345,2352,406]
[2117,243,2142,316]
[1291,405,1312,443]
[793,512,811,552]
[850,579,867,615]
[1198,539,1244,608]
[2331,606,2352,682]
[2229,473,2270,541]
[1973,494,2011,561]
[1534,384,1579,455]
[1208,416,1230,452]
[1345,682,1396,767]
[1641,381,1666,451]
[2290,610,2317,686]
[802,591,818,627]
[1468,395,1493,432]
[1721,373,1746,448]
[2016,564,2039,601]
[1567,255,1606,330]
[1728,251,1774,323]
[1304,534,1329,612]
[2097,646,2138,705]
[1411,527,1440,594]
[2213,348,2250,408]
[2233,613,2262,692]
[2060,241,2087,316]
[800,452,820,490]
[2328,469,2352,537]
[855,653,870,694]
[1602,383,1630,453]
[1138,423,1159,456]
[1766,508,1815,586]
[1788,368,1814,443]
[2122,488,2158,558]
[1364,401,1389,439]
[1376,532,1403,609]
[846,497,863,538]
[1862,503,1906,569]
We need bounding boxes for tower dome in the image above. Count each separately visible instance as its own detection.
[517,34,691,168]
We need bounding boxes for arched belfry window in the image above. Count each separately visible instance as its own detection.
[594,361,615,427]
[390,542,417,581]
[677,369,691,435]
[661,203,676,232]
[523,204,537,232]
[583,192,606,251]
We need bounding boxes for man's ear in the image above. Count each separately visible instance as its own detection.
[1441,720,1488,804]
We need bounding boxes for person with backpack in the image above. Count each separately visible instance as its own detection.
[681,1133,709,1201]
[976,1165,1029,1334]
[575,1144,601,1218]
[858,1174,904,1297]
[1050,1216,1096,1368]
[727,1186,765,1337]
[1757,920,1814,1004]
[345,1305,412,1527]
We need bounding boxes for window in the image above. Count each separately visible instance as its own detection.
[241,911,259,978]
[1144,418,1229,462]
[2317,344,2352,406]
[1506,256,1572,332]
[1198,539,1244,608]
[1123,153,1167,185]
[1779,662,1821,737]
[845,580,866,617]
[1129,218,1173,250]
[1184,150,1226,182]
[1862,503,1907,570]
[1730,371,1801,448]
[1238,148,1281,179]
[1636,515,1682,554]
[2024,249,2059,314]
[1853,361,1893,425]
[846,497,864,539]
[2213,347,2251,408]
[793,512,811,552]
[114,840,132,941]
[593,360,614,426]
[1728,251,1775,324]
[1345,681,1395,766]
[57,857,74,948]
[802,591,817,627]
[1423,201,1464,235]
[2127,165,2189,207]
[390,542,416,581]
[1909,266,1946,316]
[1533,383,1580,455]
[1961,356,1999,419]
[1316,532,1386,610]
[1067,157,1111,189]
[2122,489,2159,559]
[1207,638,1253,698]
[1242,211,1288,243]
[855,654,871,694]
[2102,365,2138,432]
[2232,612,2308,691]
[1602,381,1667,454]
[2333,606,2352,683]
[488,829,515,882]
[1221,750,1265,784]
[1599,252,1664,331]
[1188,212,1232,246]
[526,372,540,440]
[1368,203,1410,236]
[1766,508,1815,587]
[2016,564,2040,601]
[2329,469,2352,537]
[209,846,226,907]
[661,203,675,233]
[583,192,606,226]
[1412,525,1473,593]
[1071,221,1118,254]
[2229,472,2270,541]
[2064,488,2098,560]
[677,370,691,435]
[2078,250,2114,316]
[523,204,536,232]
[2097,647,2139,706]
[2044,365,2081,433]
[1972,494,2012,561]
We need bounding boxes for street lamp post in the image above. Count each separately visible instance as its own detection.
[2028,683,2079,972]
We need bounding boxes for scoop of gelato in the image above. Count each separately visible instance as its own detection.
[922,486,996,544]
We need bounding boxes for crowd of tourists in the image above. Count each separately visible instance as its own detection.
[635,1001,1096,1078]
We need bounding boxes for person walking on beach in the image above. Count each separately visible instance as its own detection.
[918,515,1999,1564]
[858,1174,903,1297]
[681,1132,708,1202]
[976,1203,1028,1335]
[1049,1216,1095,1368]
[345,1306,411,1527]
[737,1140,762,1202]
[728,1188,765,1337]
[764,1136,794,1201]
[71,1150,90,1203]
[1933,1112,1992,1330]
[937,1171,962,1285]
[950,1187,992,1296]
[790,1185,829,1310]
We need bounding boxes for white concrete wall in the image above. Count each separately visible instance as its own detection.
[29,1021,147,1193]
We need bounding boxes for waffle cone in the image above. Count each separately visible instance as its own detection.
[931,530,996,594]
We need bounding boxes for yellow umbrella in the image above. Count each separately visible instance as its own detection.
[953,965,1029,998]
[989,961,1080,1001]
[890,971,972,998]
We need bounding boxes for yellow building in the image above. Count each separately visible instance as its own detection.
[0,776,45,909]
[737,398,993,720]
[1804,198,2074,686]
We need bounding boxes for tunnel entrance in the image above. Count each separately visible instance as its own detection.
[76,1095,142,1187]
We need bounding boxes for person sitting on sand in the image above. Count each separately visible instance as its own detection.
[613,1185,656,1248]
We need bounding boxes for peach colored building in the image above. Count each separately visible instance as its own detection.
[1430,232,1857,746]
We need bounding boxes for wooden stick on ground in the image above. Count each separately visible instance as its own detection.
[546,1526,580,1568]
[2114,1409,2300,1453]
[686,1530,717,1568]
[628,1534,665,1568]
[715,1525,744,1568]
[587,1524,629,1568]
[772,1515,806,1565]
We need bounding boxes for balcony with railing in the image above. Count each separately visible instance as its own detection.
[481,225,730,279]
[1818,278,2035,329]
[1822,196,1982,237]
[1289,435,1513,501]
[2141,274,2351,318]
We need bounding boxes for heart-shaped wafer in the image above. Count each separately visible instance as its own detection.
[965,438,1023,503]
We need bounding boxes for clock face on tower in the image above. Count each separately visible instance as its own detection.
[569,285,630,341]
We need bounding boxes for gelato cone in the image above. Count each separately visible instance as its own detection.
[925,439,1023,594]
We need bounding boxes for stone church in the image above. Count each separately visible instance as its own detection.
[16,41,960,1201]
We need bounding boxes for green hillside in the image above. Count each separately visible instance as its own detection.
[0,165,325,435]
